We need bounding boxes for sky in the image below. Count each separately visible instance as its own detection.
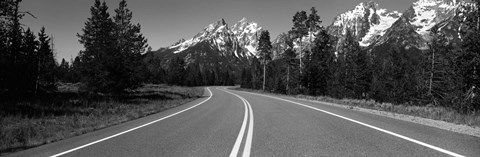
[20,0,417,62]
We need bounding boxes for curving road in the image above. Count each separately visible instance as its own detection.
[7,87,480,157]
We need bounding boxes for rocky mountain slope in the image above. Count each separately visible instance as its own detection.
[144,18,263,78]
[269,0,474,59]
[164,18,262,58]
[328,1,402,47]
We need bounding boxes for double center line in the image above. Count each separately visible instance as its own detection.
[218,88,254,157]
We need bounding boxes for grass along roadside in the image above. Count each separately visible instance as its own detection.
[0,84,204,155]
[233,88,480,137]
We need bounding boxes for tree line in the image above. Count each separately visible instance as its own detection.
[3,0,479,112]
[1,0,56,95]
[55,0,235,89]
[1,0,232,97]
[241,5,480,113]
[142,56,235,86]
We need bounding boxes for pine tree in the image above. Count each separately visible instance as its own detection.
[458,0,480,111]
[36,27,56,92]
[113,0,148,90]
[421,27,462,107]
[57,58,70,82]
[166,56,186,86]
[371,46,422,103]
[353,48,370,99]
[144,53,165,84]
[267,59,285,93]
[77,0,117,92]
[341,29,363,98]
[241,68,252,89]
[207,69,216,86]
[10,0,23,93]
[250,57,263,89]
[1,0,24,93]
[282,44,297,94]
[305,29,335,96]
[306,7,322,50]
[301,49,312,92]
[257,30,272,91]
[70,56,82,83]
[185,63,203,86]
[425,28,443,105]
[0,1,8,89]
[0,0,44,94]
[290,11,308,73]
[21,28,38,92]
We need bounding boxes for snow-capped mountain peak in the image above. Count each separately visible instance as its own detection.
[328,1,401,47]
[232,17,249,33]
[407,0,459,38]
[167,18,263,57]
[231,17,263,56]
[368,0,473,51]
[169,18,229,54]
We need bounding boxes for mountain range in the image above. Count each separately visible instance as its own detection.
[144,18,262,76]
[145,0,475,73]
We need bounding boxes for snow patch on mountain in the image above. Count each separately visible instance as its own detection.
[171,38,194,54]
[409,0,458,37]
[333,3,368,28]
[360,9,401,46]
[232,17,262,56]
[329,2,401,47]
[168,18,262,57]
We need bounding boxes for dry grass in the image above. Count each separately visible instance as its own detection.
[234,88,480,128]
[0,84,204,155]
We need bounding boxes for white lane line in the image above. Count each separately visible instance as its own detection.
[227,91,248,157]
[219,88,254,157]
[236,90,465,157]
[50,87,213,157]
[240,96,253,157]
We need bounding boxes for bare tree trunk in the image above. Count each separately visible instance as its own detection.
[309,29,312,51]
[428,49,435,96]
[298,41,303,93]
[299,41,302,74]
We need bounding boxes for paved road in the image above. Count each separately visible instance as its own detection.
[7,87,480,157]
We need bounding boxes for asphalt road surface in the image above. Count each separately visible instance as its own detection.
[7,87,480,157]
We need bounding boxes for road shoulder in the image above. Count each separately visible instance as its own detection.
[233,89,480,138]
